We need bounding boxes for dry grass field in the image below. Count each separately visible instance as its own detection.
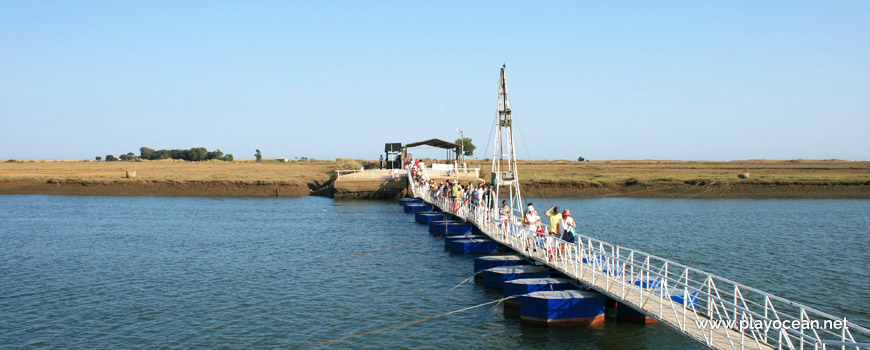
[472,159,870,185]
[0,160,337,197]
[464,159,870,198]
[1,159,868,198]
[0,159,335,183]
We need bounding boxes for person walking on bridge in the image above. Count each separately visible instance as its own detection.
[544,206,562,235]
[498,200,511,233]
[475,184,485,212]
[523,203,541,252]
[452,181,463,213]
[486,186,496,212]
[557,209,577,259]
[544,206,562,262]
[558,209,576,241]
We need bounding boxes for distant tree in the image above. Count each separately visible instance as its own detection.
[119,152,137,161]
[139,147,155,160]
[187,147,208,161]
[255,149,263,161]
[455,137,476,156]
[221,154,234,161]
[577,156,585,162]
[178,149,190,161]
[153,149,169,159]
[95,156,102,161]
[105,154,118,161]
[206,149,224,160]
[136,146,234,161]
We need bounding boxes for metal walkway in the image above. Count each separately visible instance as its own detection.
[407,176,869,350]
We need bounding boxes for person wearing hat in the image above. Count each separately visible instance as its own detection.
[558,209,576,241]
[522,203,540,230]
[543,206,562,261]
[523,203,541,252]
[544,205,562,236]
[556,209,577,259]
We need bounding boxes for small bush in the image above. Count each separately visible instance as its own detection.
[334,158,361,171]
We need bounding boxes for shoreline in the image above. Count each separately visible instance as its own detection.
[525,180,870,199]
[0,179,313,198]
[2,159,868,199]
[2,179,869,199]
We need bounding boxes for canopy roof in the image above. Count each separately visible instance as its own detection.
[405,138,459,150]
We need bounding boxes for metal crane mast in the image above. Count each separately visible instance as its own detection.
[490,65,523,215]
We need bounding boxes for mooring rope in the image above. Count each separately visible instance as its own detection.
[293,296,516,349]
[448,273,479,292]
[488,296,512,311]
[310,238,433,263]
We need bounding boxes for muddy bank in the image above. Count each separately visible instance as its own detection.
[525,180,870,199]
[333,189,408,199]
[2,178,869,199]
[0,179,317,197]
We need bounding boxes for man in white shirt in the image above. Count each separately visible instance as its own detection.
[523,203,541,252]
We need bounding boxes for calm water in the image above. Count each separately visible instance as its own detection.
[0,195,867,349]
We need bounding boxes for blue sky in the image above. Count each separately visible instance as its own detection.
[1,1,868,161]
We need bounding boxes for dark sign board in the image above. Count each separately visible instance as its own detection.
[384,143,402,152]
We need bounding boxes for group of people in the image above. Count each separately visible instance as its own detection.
[407,157,426,184]
[406,157,498,213]
[519,203,578,259]
[406,158,581,259]
[419,179,498,213]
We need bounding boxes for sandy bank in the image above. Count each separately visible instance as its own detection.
[1,159,868,199]
[0,179,315,197]
[526,180,870,199]
[1,178,869,199]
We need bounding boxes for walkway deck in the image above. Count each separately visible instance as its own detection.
[409,177,869,350]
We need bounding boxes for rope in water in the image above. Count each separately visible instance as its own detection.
[293,296,516,349]
[448,273,479,292]
[310,238,433,263]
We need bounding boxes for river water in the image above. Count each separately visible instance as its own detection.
[0,195,867,349]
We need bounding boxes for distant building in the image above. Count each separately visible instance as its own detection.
[276,158,289,163]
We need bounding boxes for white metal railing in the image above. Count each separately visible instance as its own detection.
[335,169,405,180]
[423,168,481,179]
[405,166,870,350]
